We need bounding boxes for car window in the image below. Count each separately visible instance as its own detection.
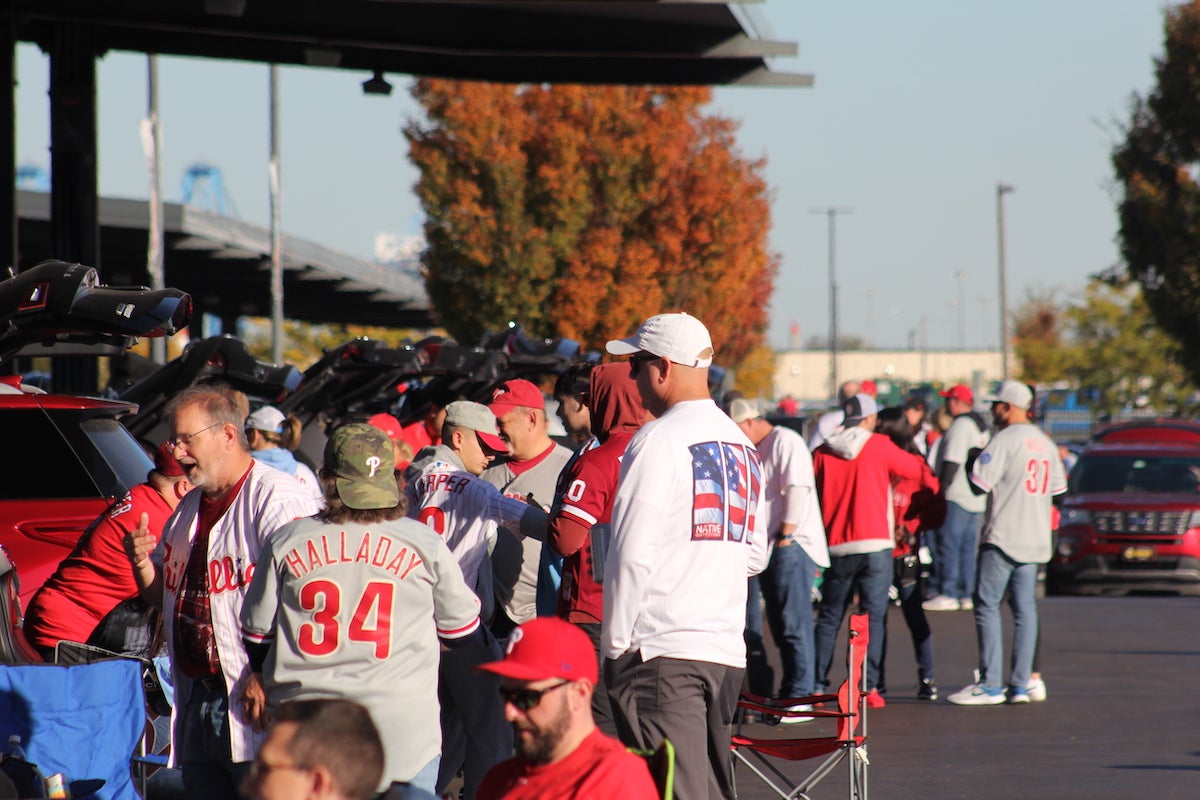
[0,409,150,500]
[1074,454,1200,494]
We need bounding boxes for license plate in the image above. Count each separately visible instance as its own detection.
[1121,545,1155,562]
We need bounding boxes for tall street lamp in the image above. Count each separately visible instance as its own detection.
[811,206,853,400]
[996,183,1015,380]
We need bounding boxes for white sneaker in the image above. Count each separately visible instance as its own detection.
[959,598,974,611]
[947,683,1005,705]
[922,595,960,612]
[1027,677,1047,702]
[778,703,815,724]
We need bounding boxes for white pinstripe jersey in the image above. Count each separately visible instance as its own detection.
[404,450,532,588]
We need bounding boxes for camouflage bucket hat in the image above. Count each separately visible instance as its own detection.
[324,423,400,510]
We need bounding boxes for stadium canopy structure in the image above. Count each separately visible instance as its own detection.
[1,1,809,357]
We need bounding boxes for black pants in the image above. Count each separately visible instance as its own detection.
[606,653,742,800]
[436,627,512,800]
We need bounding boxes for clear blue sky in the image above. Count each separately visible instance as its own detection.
[14,1,1168,351]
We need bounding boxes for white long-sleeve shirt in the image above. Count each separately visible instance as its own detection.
[602,399,768,666]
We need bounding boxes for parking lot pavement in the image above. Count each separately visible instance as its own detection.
[733,594,1200,800]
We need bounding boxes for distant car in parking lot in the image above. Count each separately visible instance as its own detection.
[1049,419,1200,595]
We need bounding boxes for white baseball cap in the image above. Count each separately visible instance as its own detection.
[246,405,286,433]
[982,380,1033,411]
[605,312,715,368]
[728,398,762,424]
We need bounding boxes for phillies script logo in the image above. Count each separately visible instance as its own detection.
[209,554,255,595]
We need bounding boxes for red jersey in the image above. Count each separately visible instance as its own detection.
[24,483,173,649]
[476,728,658,800]
[548,363,644,622]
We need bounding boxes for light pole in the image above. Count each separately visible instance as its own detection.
[810,206,853,400]
[996,183,1015,380]
[954,269,967,350]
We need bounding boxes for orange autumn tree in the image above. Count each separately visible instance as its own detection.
[404,80,778,365]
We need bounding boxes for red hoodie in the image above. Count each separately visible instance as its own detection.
[891,457,945,558]
[813,426,939,556]
[548,363,646,622]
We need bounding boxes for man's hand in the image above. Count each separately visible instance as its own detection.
[124,513,155,570]
[241,672,270,732]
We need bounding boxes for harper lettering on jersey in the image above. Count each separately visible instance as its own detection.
[283,530,424,580]
[689,441,762,542]
[416,471,471,497]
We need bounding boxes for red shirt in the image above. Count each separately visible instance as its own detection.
[549,431,634,622]
[477,728,658,800]
[24,483,173,650]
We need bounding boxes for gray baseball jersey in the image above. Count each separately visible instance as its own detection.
[482,444,574,624]
[240,516,481,784]
[968,422,1067,564]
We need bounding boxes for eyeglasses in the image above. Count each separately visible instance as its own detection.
[627,353,661,377]
[247,759,310,781]
[166,423,222,450]
[498,680,572,712]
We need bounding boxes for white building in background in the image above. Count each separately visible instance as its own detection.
[773,348,1010,404]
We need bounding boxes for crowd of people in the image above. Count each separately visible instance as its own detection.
[18,310,1068,800]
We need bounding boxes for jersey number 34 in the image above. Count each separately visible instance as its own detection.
[297,579,395,659]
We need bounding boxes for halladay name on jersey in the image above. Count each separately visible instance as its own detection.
[281,529,425,581]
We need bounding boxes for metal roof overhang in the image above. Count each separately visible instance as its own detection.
[15,190,434,329]
[12,1,812,87]
[5,2,810,342]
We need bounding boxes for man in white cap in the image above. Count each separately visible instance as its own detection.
[602,312,769,800]
[948,381,1065,705]
[729,398,829,717]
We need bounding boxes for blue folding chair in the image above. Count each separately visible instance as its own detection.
[0,659,146,800]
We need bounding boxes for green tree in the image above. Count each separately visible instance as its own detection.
[1014,281,1193,416]
[404,81,778,367]
[1061,280,1193,416]
[1112,0,1200,385]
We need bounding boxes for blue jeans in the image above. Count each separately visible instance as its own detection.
[814,550,892,691]
[178,677,250,800]
[974,545,1039,691]
[759,542,818,697]
[935,502,981,600]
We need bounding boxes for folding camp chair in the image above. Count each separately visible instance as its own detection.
[0,659,146,800]
[731,612,870,800]
[630,739,676,800]
[53,640,173,798]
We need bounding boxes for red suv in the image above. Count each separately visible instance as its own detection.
[0,260,190,609]
[1049,419,1200,595]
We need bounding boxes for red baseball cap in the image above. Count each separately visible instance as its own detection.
[860,379,877,398]
[477,617,598,684]
[487,379,545,417]
[939,384,974,404]
[154,441,186,477]
[367,413,403,441]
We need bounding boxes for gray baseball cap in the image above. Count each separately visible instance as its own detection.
[444,401,508,452]
[324,424,400,510]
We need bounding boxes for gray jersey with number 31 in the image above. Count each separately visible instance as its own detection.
[969,423,1067,564]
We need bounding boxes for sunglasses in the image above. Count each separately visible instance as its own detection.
[498,680,571,711]
[627,353,661,377]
